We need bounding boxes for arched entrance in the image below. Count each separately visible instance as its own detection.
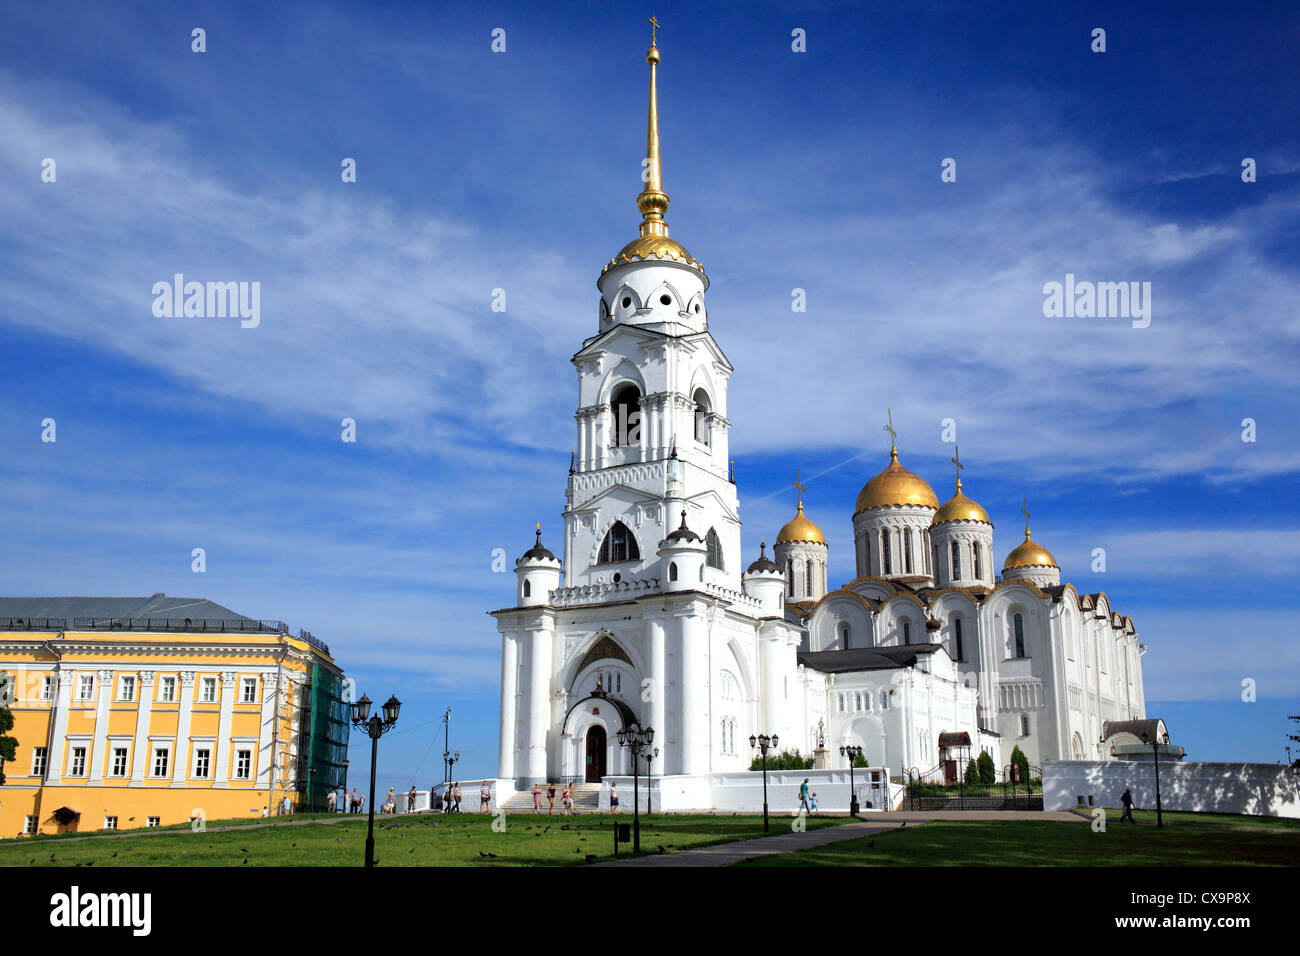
[585,726,607,782]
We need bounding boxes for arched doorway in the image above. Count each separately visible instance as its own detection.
[585,726,607,782]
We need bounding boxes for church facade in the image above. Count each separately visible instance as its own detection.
[490,35,1151,797]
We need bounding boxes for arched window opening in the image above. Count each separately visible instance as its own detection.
[598,521,640,564]
[840,623,851,650]
[882,531,893,574]
[972,542,982,580]
[1019,713,1030,737]
[610,383,642,447]
[1013,612,1025,658]
[805,559,814,596]
[902,619,911,644]
[522,580,531,598]
[786,560,793,591]
[693,388,711,445]
[954,617,964,662]
[705,527,724,570]
[951,541,961,581]
[904,530,914,573]
[669,561,678,582]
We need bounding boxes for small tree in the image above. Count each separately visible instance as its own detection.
[964,758,980,786]
[0,702,16,786]
[749,748,814,772]
[1009,745,1030,786]
[977,751,996,785]
[853,753,869,769]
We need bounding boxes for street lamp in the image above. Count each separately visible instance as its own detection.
[616,723,654,854]
[340,759,349,814]
[749,732,779,832]
[443,750,461,812]
[441,706,452,788]
[350,692,401,867]
[840,745,863,816]
[1140,731,1167,827]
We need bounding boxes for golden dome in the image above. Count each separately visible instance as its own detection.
[1003,530,1057,570]
[855,448,939,514]
[932,480,991,525]
[605,234,702,274]
[776,503,826,546]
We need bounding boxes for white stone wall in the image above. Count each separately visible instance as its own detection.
[1044,760,1300,818]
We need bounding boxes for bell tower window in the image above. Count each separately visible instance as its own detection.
[705,527,724,570]
[882,531,893,574]
[1013,612,1026,658]
[610,384,642,447]
[598,521,640,564]
[973,542,982,580]
[693,389,711,445]
[951,541,961,581]
[904,530,914,573]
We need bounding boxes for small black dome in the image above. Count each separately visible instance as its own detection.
[746,538,781,574]
[664,509,701,544]
[521,524,557,562]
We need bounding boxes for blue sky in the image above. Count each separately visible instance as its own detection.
[0,0,1297,793]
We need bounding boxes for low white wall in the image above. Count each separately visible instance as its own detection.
[1043,760,1300,818]
[595,769,899,814]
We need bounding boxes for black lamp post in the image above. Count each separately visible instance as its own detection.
[645,746,659,814]
[840,745,863,816]
[749,732,779,832]
[616,723,654,854]
[349,692,401,867]
[1141,731,1167,827]
[443,750,460,812]
[340,759,349,814]
[441,706,452,787]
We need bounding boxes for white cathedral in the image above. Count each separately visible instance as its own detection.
[490,35,1153,802]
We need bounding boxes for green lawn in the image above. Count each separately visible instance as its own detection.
[0,812,846,867]
[734,818,1300,867]
[1097,808,1300,830]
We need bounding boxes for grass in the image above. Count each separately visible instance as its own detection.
[1097,808,1300,830]
[16,812,342,842]
[734,817,1300,867]
[0,812,847,867]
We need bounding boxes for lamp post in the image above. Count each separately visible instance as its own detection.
[616,724,654,854]
[647,749,660,816]
[840,745,863,816]
[349,692,402,867]
[443,750,460,812]
[340,759,349,814]
[749,732,779,832]
[1141,731,1166,827]
[441,706,452,788]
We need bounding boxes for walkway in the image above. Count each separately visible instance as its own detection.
[592,810,1083,867]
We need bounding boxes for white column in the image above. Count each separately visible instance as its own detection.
[647,616,666,746]
[213,671,237,787]
[171,671,195,787]
[86,669,114,784]
[525,626,553,784]
[45,671,75,783]
[498,633,518,781]
[256,673,277,786]
[678,607,706,775]
[130,672,156,783]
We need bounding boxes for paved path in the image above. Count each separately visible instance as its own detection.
[592,810,1084,867]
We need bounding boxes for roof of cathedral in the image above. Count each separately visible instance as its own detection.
[520,524,559,563]
[855,446,940,514]
[601,36,705,279]
[775,502,826,545]
[663,509,702,544]
[798,644,944,674]
[745,539,781,574]
[1003,529,1057,570]
[932,479,991,525]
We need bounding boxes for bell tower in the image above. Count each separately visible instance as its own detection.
[564,28,740,594]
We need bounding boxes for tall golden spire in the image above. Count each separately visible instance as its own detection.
[637,16,670,238]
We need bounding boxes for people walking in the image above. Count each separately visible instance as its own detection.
[532,782,543,813]
[479,780,492,814]
[1120,786,1136,823]
[562,784,573,815]
[453,782,463,812]
[547,782,557,814]
[809,791,819,814]
[350,788,361,813]
[798,778,811,814]
[408,786,417,812]
[326,789,337,813]
[610,781,619,814]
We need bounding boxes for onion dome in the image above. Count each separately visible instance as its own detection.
[776,502,826,545]
[855,447,939,514]
[520,524,557,563]
[601,36,705,278]
[932,480,991,525]
[664,509,702,544]
[1003,530,1057,570]
[746,538,781,574]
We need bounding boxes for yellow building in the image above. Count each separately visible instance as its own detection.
[0,594,347,836]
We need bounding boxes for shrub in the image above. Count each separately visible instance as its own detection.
[964,759,980,785]
[749,748,815,771]
[977,751,996,785]
[1010,745,1031,785]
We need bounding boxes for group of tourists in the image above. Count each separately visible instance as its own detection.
[531,781,577,815]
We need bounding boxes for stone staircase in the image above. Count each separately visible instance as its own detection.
[500,782,602,813]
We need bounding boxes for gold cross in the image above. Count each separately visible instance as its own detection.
[1022,497,1031,533]
[883,409,897,448]
[951,445,963,482]
[649,15,660,45]
[792,470,806,509]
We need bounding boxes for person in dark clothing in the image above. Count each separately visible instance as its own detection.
[1119,786,1136,823]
